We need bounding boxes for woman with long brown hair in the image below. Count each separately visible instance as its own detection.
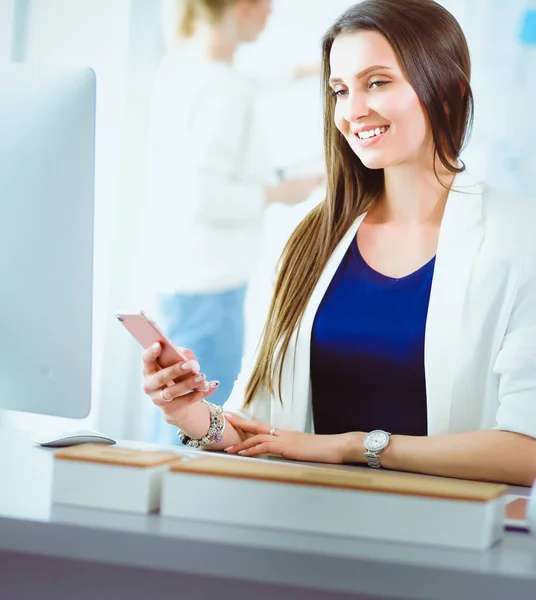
[142,0,536,486]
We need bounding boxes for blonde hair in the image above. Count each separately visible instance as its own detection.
[175,0,238,38]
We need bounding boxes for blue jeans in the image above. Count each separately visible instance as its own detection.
[147,285,246,446]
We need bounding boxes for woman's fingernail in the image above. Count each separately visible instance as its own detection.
[152,343,160,352]
[182,360,200,372]
[210,380,220,389]
[194,374,205,383]
[224,446,234,452]
[238,450,246,455]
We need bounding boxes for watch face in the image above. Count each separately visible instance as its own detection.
[365,430,389,451]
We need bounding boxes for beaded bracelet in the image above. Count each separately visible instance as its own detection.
[177,400,225,449]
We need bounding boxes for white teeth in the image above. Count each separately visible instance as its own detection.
[357,126,388,140]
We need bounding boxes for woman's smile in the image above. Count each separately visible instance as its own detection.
[353,124,390,147]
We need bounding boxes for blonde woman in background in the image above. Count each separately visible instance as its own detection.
[143,0,322,445]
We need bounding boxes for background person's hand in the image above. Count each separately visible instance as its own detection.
[142,342,219,425]
[265,173,324,206]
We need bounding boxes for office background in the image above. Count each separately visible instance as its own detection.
[0,0,534,441]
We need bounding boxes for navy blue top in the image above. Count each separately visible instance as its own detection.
[310,238,435,437]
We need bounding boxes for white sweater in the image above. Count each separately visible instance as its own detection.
[143,50,275,294]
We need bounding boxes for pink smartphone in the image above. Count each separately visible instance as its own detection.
[116,311,190,370]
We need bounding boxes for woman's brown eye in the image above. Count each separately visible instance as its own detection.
[369,80,390,89]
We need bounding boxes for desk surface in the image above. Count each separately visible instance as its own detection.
[1,426,536,600]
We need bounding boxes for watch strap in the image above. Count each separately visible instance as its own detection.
[364,450,382,469]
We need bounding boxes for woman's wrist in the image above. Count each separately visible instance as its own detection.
[170,401,211,439]
[340,431,367,464]
[178,400,225,448]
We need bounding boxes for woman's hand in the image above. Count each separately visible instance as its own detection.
[224,415,362,464]
[142,342,219,425]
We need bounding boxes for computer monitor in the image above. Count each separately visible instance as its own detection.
[0,65,95,418]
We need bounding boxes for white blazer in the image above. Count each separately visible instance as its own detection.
[224,171,536,439]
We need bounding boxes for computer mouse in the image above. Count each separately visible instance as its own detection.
[33,430,117,448]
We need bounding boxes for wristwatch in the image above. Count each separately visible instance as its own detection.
[363,430,391,468]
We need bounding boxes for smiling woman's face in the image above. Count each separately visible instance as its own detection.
[329,30,432,170]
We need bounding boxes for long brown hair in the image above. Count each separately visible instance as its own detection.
[244,0,474,408]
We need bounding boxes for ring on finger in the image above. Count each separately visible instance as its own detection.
[160,388,167,402]
[269,427,277,436]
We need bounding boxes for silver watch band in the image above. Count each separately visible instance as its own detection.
[364,450,382,469]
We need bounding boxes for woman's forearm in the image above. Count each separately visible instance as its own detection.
[347,430,536,487]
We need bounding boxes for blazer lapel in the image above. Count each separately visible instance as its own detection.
[271,214,367,432]
[425,171,484,435]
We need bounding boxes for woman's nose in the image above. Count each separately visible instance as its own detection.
[344,91,370,123]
